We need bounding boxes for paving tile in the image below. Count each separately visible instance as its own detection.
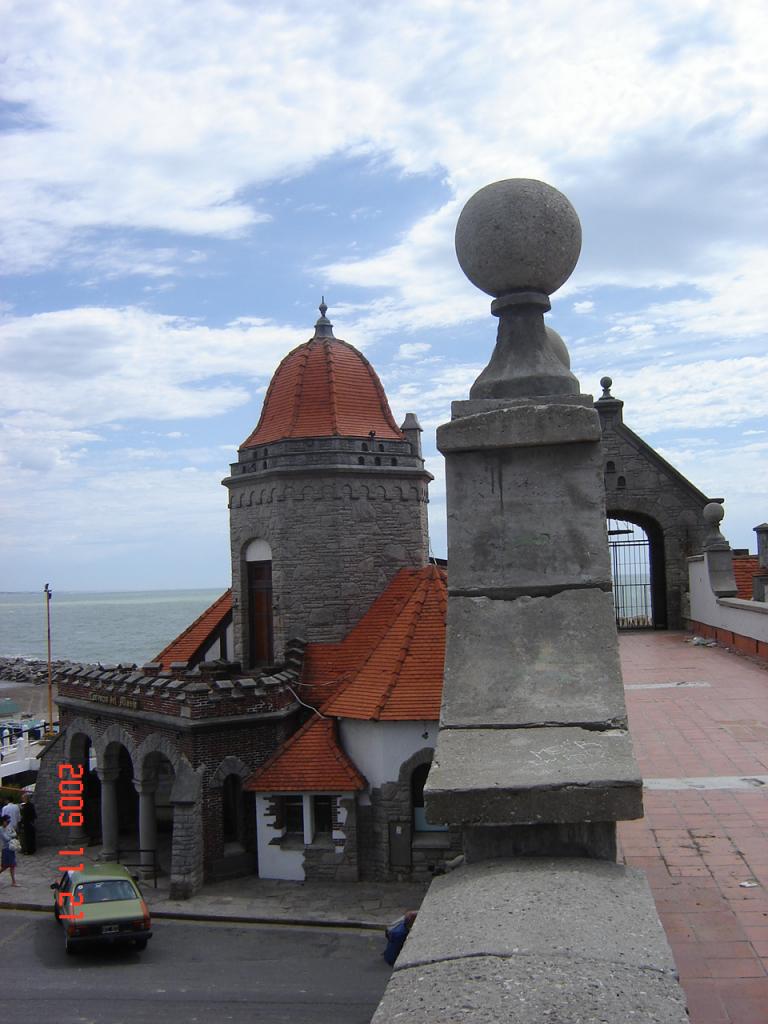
[619,632,768,1024]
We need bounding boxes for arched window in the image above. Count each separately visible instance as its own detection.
[617,475,626,489]
[606,460,616,474]
[245,540,273,668]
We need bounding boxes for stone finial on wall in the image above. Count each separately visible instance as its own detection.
[426,178,642,862]
[454,178,581,400]
[701,502,738,598]
[702,501,730,552]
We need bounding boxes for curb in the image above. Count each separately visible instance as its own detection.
[0,898,383,931]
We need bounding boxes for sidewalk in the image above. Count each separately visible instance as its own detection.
[618,631,768,1024]
[0,840,427,929]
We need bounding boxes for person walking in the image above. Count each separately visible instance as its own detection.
[1,797,20,831]
[19,793,36,855]
[0,814,19,886]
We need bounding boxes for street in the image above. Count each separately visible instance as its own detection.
[4,910,392,1023]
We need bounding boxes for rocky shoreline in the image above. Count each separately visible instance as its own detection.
[0,657,88,685]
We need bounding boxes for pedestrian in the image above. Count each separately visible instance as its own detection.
[1,797,21,831]
[0,814,19,886]
[20,792,36,855]
[382,910,417,965]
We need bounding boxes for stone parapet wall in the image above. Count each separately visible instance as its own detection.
[373,859,688,1023]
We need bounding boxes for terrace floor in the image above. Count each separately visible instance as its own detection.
[618,631,768,1024]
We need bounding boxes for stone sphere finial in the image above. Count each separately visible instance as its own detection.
[703,502,725,527]
[600,376,613,397]
[455,179,582,298]
[545,326,571,369]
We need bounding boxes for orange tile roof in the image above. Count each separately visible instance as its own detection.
[240,336,403,448]
[732,555,760,600]
[303,565,447,721]
[153,590,232,670]
[244,717,367,792]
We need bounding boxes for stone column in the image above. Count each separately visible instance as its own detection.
[135,778,158,878]
[425,179,642,861]
[97,768,119,860]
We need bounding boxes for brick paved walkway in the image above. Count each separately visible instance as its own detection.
[618,632,768,1024]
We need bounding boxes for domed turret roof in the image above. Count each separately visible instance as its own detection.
[240,303,404,449]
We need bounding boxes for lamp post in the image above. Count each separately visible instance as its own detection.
[44,583,55,738]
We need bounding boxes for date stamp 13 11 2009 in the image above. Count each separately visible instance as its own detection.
[57,763,86,920]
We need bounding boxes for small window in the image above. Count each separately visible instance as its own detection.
[361,442,369,452]
[313,795,333,836]
[606,461,615,474]
[374,456,381,466]
[391,458,397,466]
[357,456,365,465]
[617,475,626,489]
[262,461,267,469]
[283,795,303,835]
[378,443,384,451]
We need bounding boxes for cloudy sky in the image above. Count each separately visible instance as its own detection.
[1,0,766,592]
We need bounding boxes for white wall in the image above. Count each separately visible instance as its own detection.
[254,793,351,880]
[339,719,438,788]
[689,555,768,642]
[255,794,304,881]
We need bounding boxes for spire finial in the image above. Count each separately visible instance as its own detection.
[600,376,613,398]
[313,297,335,338]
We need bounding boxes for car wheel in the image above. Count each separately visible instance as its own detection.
[134,938,148,951]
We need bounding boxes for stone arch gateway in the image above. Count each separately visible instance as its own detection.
[596,378,715,629]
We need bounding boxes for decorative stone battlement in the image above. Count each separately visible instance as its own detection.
[228,477,429,510]
[55,639,305,722]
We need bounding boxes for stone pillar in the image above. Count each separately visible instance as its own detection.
[135,779,158,878]
[753,523,768,601]
[425,179,642,861]
[701,502,738,597]
[97,768,119,860]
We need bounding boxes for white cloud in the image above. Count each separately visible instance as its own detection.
[396,342,432,360]
[4,0,766,282]
[573,300,594,314]
[0,306,307,477]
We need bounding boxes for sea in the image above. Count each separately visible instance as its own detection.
[0,589,226,667]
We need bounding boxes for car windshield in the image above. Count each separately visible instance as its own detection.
[74,880,137,903]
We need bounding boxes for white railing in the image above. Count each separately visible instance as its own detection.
[0,726,55,784]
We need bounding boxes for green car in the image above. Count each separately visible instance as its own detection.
[52,862,153,954]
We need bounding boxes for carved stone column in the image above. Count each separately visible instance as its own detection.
[97,768,119,860]
[135,778,158,878]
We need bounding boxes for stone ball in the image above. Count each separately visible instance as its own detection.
[545,326,570,369]
[703,502,725,525]
[600,376,612,391]
[455,178,582,297]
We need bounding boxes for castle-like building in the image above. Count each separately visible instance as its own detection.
[38,306,459,896]
[36,304,736,897]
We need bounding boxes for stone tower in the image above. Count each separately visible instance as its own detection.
[223,303,432,668]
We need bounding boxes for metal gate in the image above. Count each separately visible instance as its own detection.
[607,518,653,629]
